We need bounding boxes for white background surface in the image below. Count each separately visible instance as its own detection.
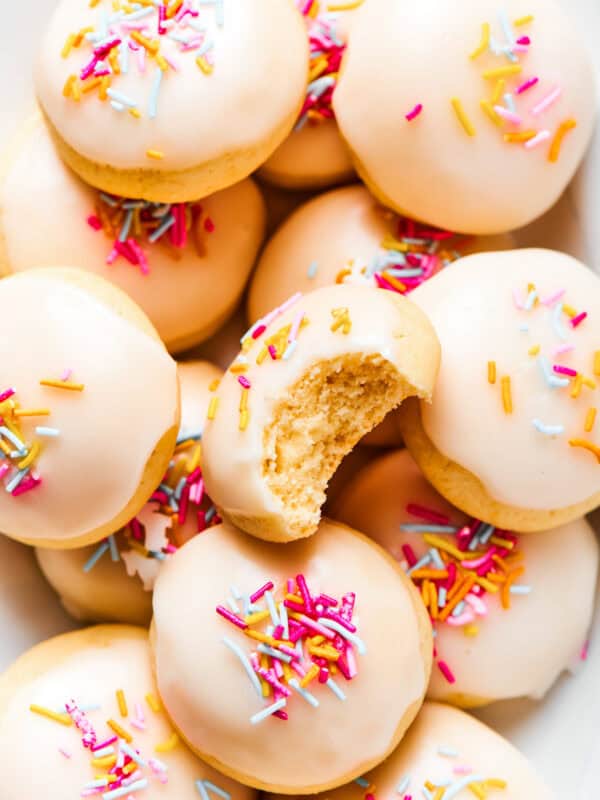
[1,1,600,796]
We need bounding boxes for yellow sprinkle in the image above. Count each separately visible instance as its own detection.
[423,535,480,562]
[130,30,159,53]
[239,409,249,431]
[166,0,184,18]
[146,149,164,160]
[432,789,445,800]
[245,629,276,646]
[562,303,578,318]
[209,379,220,392]
[514,14,534,26]
[308,645,340,661]
[300,664,320,688]
[62,33,77,58]
[480,99,502,126]
[187,443,202,473]
[156,54,169,71]
[594,351,600,376]
[90,0,101,6]
[29,704,72,726]
[485,779,508,789]
[196,55,214,75]
[99,76,111,101]
[451,97,476,137]
[326,0,363,10]
[491,79,506,104]
[584,376,597,390]
[92,755,117,768]
[282,661,294,682]
[482,64,522,79]
[501,376,513,414]
[487,361,496,384]
[330,307,352,334]
[18,441,40,470]
[122,762,138,776]
[468,782,486,799]
[549,119,577,163]
[40,379,84,392]
[62,74,77,98]
[569,438,600,463]
[155,732,179,752]
[116,689,128,718]
[240,387,249,413]
[107,719,132,742]
[464,624,479,637]
[504,130,537,143]
[244,610,271,625]
[146,693,162,713]
[14,408,50,417]
[489,535,515,550]
[469,22,490,60]
[585,408,597,433]
[207,396,218,421]
[229,361,248,374]
[528,344,540,356]
[570,374,583,399]
[129,108,141,119]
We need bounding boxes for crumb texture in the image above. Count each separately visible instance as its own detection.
[263,354,410,538]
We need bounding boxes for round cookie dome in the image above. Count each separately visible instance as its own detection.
[0,114,266,352]
[151,519,432,793]
[35,0,309,202]
[333,448,598,706]
[0,267,179,549]
[0,625,258,800]
[35,360,223,627]
[333,0,596,234]
[399,248,600,531]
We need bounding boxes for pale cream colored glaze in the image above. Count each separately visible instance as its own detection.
[35,0,308,196]
[0,626,257,800]
[35,361,222,626]
[334,449,599,704]
[247,185,515,323]
[408,249,600,512]
[265,702,553,800]
[0,115,266,352]
[0,269,178,546]
[152,520,431,793]
[203,283,440,541]
[334,0,597,234]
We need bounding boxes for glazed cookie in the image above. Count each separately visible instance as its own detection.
[152,519,432,793]
[333,449,598,706]
[0,114,266,352]
[0,267,179,549]
[334,0,596,233]
[35,361,222,627]
[203,283,440,542]
[398,249,600,531]
[0,625,257,800]
[266,702,553,800]
[35,0,308,202]
[259,0,354,189]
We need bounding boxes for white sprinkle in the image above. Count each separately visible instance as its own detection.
[307,260,318,279]
[326,677,346,701]
[289,678,320,708]
[438,745,459,758]
[532,418,564,436]
[222,637,262,698]
[36,426,60,437]
[250,699,286,725]
[148,67,163,119]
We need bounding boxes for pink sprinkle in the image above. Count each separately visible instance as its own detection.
[158,3,167,34]
[138,46,146,73]
[288,310,305,344]
[405,103,423,122]
[437,660,456,684]
[295,573,314,615]
[453,766,473,776]
[177,485,190,525]
[464,593,488,616]
[238,375,251,390]
[87,214,102,231]
[402,543,417,568]
[524,130,551,150]
[406,503,449,526]
[446,610,476,627]
[581,639,590,661]
[541,288,565,307]
[571,311,588,328]
[512,289,524,309]
[106,247,119,266]
[462,547,496,570]
[216,605,248,630]
[0,464,10,480]
[204,217,215,233]
[59,747,72,759]
[268,345,278,360]
[531,86,562,116]
[553,344,574,356]
[250,581,274,603]
[494,105,522,125]
[553,364,578,377]
[92,736,118,752]
[252,324,266,340]
[130,719,146,731]
[517,35,531,45]
[0,388,15,403]
[516,76,539,94]
[12,476,42,497]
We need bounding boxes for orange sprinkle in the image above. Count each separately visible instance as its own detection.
[209,379,220,392]
[501,567,525,609]
[130,30,159,54]
[300,664,320,688]
[14,408,50,417]
[594,351,600,376]
[40,379,84,392]
[501,376,513,414]
[381,271,407,293]
[570,374,584,399]
[99,76,111,101]
[146,149,164,159]
[82,76,103,94]
[504,130,537,143]
[62,33,77,58]
[569,438,600,464]
[409,569,449,581]
[166,0,184,18]
[429,581,439,619]
[62,74,77,98]
[156,54,169,71]
[548,119,577,163]
[585,408,597,433]
[440,577,476,621]
[487,361,497,384]
[335,268,353,284]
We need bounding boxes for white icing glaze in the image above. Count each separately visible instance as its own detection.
[0,270,178,544]
[0,627,257,800]
[411,249,600,510]
[267,702,553,800]
[334,0,596,234]
[248,184,515,322]
[334,449,599,703]
[152,520,428,791]
[0,116,266,351]
[202,283,439,537]
[35,0,308,172]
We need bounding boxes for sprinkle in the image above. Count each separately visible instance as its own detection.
[30,704,72,726]
[585,408,597,433]
[207,396,218,421]
[552,303,567,340]
[326,0,364,9]
[516,76,539,94]
[154,732,179,752]
[571,311,588,328]
[594,351,600,376]
[483,64,522,79]
[480,100,502,126]
[107,719,132,742]
[549,119,577,163]
[450,97,476,137]
[437,660,456,684]
[203,781,232,800]
[504,130,537,143]
[146,149,164,159]
[103,779,148,800]
[83,541,110,572]
[514,15,534,26]
[438,745,459,758]
[289,678,319,708]
[396,776,411,794]
[326,677,346,701]
[501,376,512,414]
[487,361,496,384]
[532,418,564,436]
[355,778,370,789]
[531,86,562,116]
[493,105,521,125]
[250,699,287,725]
[330,306,352,334]
[405,103,423,121]
[554,364,577,377]
[116,689,128,718]
[469,23,490,60]
[318,618,367,655]
[569,438,600,463]
[40,379,84,391]
[510,584,532,595]
[524,130,551,150]
[307,260,318,279]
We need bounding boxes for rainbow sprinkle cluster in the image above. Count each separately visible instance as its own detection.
[400,504,527,686]
[332,215,464,296]
[446,12,576,162]
[30,690,230,799]
[488,283,598,460]
[87,194,215,273]
[0,375,83,499]
[216,575,365,723]
[61,0,223,153]
[296,0,346,130]
[83,422,220,583]
[354,749,507,800]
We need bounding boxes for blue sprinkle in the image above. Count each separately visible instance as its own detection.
[438,587,447,608]
[498,9,514,45]
[406,553,432,576]
[100,192,119,207]
[552,302,567,341]
[478,524,495,544]
[538,356,569,389]
[396,775,411,794]
[429,548,445,570]
[503,92,516,113]
[355,778,370,789]
[307,260,319,279]
[257,644,292,663]
[148,214,175,243]
[250,699,286,725]
[205,505,216,523]
[119,208,134,242]
[108,535,120,562]
[6,468,29,493]
[519,323,529,332]
[452,601,465,617]
[174,476,187,501]
[203,781,231,800]
[148,67,163,120]
[177,428,202,444]
[0,427,26,452]
[306,75,336,98]
[83,541,110,572]
[282,341,298,361]
[196,780,210,800]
